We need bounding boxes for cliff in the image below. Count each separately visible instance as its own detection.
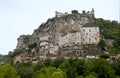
[16,9,95,49]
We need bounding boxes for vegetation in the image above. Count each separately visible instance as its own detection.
[71,10,79,14]
[0,64,20,78]
[95,18,120,39]
[1,12,120,78]
[23,35,31,44]
[95,18,120,54]
[1,57,120,78]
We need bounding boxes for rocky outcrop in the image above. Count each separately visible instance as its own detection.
[16,9,96,54]
[16,35,31,49]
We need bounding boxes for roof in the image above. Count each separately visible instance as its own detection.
[82,23,97,27]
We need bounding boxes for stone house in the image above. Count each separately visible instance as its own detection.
[59,23,100,47]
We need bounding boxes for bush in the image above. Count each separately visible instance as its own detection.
[71,10,79,14]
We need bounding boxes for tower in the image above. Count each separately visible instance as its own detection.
[91,8,95,17]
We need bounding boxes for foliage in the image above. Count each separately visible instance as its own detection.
[35,66,66,78]
[59,58,77,78]
[23,35,31,44]
[43,58,53,67]
[85,74,97,78]
[75,59,85,76]
[0,64,20,78]
[97,39,106,50]
[71,10,79,14]
[18,67,34,78]
[53,57,66,68]
[113,57,120,75]
[95,18,120,39]
[83,59,96,76]
[2,57,120,78]
[28,43,37,49]
[100,53,109,59]
[94,59,115,78]
[8,49,24,58]
[33,60,45,72]
[113,38,120,51]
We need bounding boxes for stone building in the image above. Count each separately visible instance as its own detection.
[16,9,100,60]
[55,11,68,17]
[59,23,100,47]
[80,23,100,44]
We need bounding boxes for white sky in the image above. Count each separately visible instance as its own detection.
[0,0,119,55]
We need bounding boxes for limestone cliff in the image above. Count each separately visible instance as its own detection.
[16,9,95,52]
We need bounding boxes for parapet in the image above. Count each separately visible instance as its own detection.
[55,11,68,17]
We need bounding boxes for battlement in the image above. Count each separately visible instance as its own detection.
[55,11,68,17]
[55,8,95,17]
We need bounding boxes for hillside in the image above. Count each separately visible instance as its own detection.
[7,9,120,59]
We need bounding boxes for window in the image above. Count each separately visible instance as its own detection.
[83,38,85,41]
[83,29,85,32]
[89,29,91,32]
[86,33,88,35]
[89,38,91,42]
[95,37,97,40]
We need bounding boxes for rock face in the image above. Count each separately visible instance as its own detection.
[16,35,31,49]
[16,9,100,57]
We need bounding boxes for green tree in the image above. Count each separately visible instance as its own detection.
[18,67,34,78]
[94,59,115,78]
[75,59,85,76]
[76,76,83,78]
[53,57,65,68]
[35,67,66,78]
[59,59,77,78]
[83,59,96,76]
[97,39,106,50]
[33,60,45,72]
[0,64,20,78]
[71,10,79,14]
[85,74,96,78]
[100,53,109,59]
[113,57,120,75]
[44,58,53,67]
[113,38,120,50]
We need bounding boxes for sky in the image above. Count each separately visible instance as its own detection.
[0,0,119,55]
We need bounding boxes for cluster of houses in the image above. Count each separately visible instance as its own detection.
[13,9,102,64]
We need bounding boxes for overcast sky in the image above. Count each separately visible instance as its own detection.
[0,0,119,55]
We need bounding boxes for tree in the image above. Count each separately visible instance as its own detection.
[52,70,66,78]
[83,59,96,76]
[58,60,77,78]
[18,67,34,78]
[85,74,96,78]
[97,39,106,51]
[113,57,120,75]
[113,38,120,50]
[100,53,109,59]
[53,57,65,68]
[0,64,20,78]
[35,67,66,78]
[44,58,53,67]
[71,10,79,14]
[94,59,115,78]
[75,59,85,76]
[33,60,45,72]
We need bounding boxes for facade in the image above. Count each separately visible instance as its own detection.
[80,25,100,44]
[59,31,82,46]
[14,9,101,62]
[59,23,100,47]
[36,9,100,59]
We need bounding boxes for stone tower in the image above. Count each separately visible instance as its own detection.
[91,8,95,17]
